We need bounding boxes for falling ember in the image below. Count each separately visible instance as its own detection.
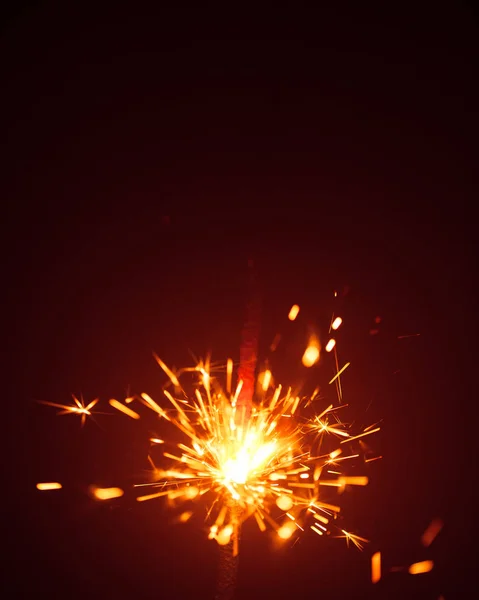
[331,317,342,330]
[302,336,320,367]
[288,304,300,321]
[90,486,124,500]
[421,518,443,547]
[371,551,381,583]
[36,482,62,491]
[325,338,336,353]
[408,560,434,575]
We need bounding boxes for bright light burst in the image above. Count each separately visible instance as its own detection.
[125,355,378,549]
[39,394,99,427]
[38,307,381,555]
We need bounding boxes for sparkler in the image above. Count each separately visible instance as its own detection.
[38,290,381,597]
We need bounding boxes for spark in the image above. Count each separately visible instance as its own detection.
[331,317,342,330]
[421,518,443,547]
[409,560,434,575]
[329,362,350,384]
[38,312,379,554]
[336,530,369,551]
[261,370,272,391]
[340,427,380,444]
[90,486,124,500]
[36,482,62,490]
[371,551,381,583]
[325,338,336,353]
[39,394,99,426]
[109,399,141,420]
[122,354,377,547]
[288,304,300,321]
[302,336,320,367]
[397,334,420,339]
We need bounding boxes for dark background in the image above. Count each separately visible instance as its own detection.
[3,3,475,599]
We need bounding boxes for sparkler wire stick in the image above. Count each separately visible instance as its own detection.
[215,259,260,600]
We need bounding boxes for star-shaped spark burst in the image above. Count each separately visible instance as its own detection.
[39,394,99,427]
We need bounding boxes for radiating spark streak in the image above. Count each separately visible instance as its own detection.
[339,476,369,486]
[421,519,443,547]
[39,395,99,426]
[150,438,164,444]
[338,530,369,550]
[331,317,342,331]
[153,354,180,387]
[36,482,62,490]
[226,358,233,394]
[397,334,420,339]
[288,304,300,321]
[137,490,170,502]
[408,560,434,575]
[340,427,380,444]
[364,421,381,432]
[311,525,323,535]
[109,399,140,419]
[90,486,124,500]
[371,552,381,583]
[232,380,243,405]
[310,501,341,513]
[329,362,350,384]
[325,339,336,353]
[333,347,343,402]
[312,512,329,524]
[140,393,169,418]
[337,453,360,462]
[365,455,382,463]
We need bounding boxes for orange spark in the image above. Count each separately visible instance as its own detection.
[408,560,434,575]
[329,362,350,384]
[302,336,320,367]
[421,518,443,547]
[109,399,140,420]
[288,304,300,321]
[38,395,98,426]
[36,482,62,491]
[331,317,342,330]
[261,369,272,391]
[90,486,124,500]
[340,427,380,444]
[371,551,381,583]
[325,338,336,352]
[226,358,233,394]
